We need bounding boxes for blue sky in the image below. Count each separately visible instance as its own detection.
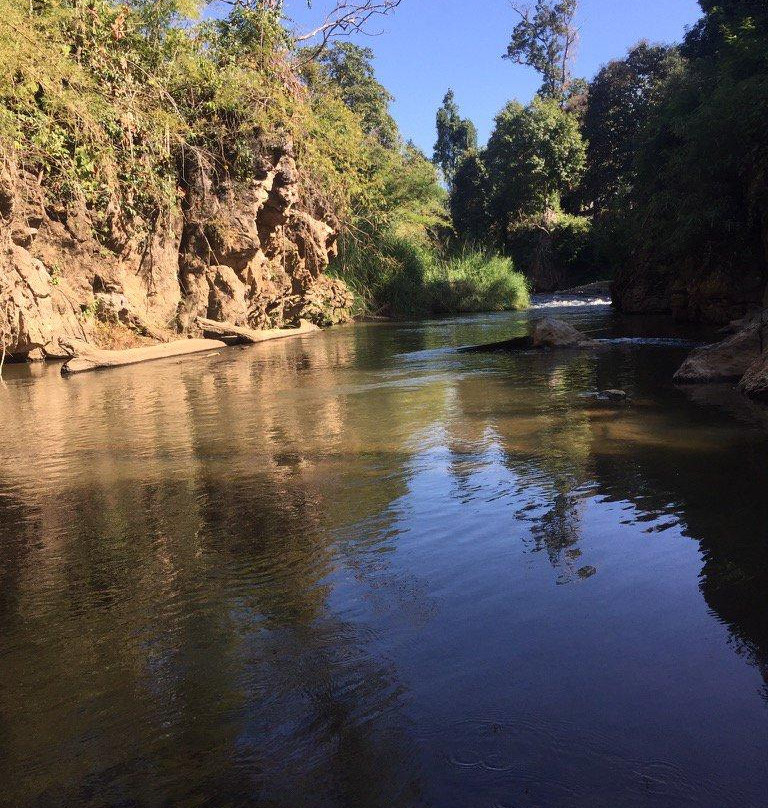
[286,0,703,153]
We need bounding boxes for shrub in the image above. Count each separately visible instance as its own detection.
[331,237,529,318]
[425,248,530,314]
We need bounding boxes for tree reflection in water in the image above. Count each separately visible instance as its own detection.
[0,309,767,807]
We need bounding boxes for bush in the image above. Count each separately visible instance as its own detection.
[331,237,529,318]
[551,214,599,285]
[425,247,530,314]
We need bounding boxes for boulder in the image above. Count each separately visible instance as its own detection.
[739,355,768,400]
[673,324,763,383]
[460,318,596,353]
[531,318,590,348]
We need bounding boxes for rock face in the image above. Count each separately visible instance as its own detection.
[0,142,353,361]
[612,254,767,325]
[673,323,764,383]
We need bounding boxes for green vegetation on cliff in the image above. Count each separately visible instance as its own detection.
[0,0,527,325]
[0,0,408,232]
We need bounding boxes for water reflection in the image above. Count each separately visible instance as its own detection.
[0,306,767,807]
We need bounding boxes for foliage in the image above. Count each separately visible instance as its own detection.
[0,0,445,262]
[582,42,682,210]
[504,0,578,102]
[485,97,586,234]
[331,236,529,318]
[433,90,477,188]
[425,247,530,314]
[615,0,768,290]
[450,150,492,244]
[317,42,399,148]
[549,213,594,281]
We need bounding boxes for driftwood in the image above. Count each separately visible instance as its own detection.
[459,336,533,354]
[459,319,599,354]
[60,337,226,375]
[197,317,320,345]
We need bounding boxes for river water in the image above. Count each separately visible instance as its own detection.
[1,298,767,808]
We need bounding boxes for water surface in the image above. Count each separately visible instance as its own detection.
[1,299,767,807]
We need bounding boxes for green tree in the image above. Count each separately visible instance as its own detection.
[484,97,587,290]
[450,150,491,243]
[433,89,478,188]
[485,97,585,228]
[612,0,768,319]
[319,42,399,148]
[582,42,681,210]
[504,0,579,103]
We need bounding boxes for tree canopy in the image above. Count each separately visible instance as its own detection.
[504,0,579,102]
[318,43,399,149]
[582,42,682,210]
[485,97,585,228]
[433,90,478,188]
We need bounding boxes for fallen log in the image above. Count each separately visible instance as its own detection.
[459,319,598,353]
[196,317,320,345]
[60,337,226,375]
[459,335,533,353]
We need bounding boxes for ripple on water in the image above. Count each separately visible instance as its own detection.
[0,304,767,808]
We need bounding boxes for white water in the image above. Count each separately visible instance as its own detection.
[531,295,613,309]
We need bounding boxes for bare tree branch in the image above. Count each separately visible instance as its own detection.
[293,0,402,41]
[215,0,403,59]
[292,0,403,58]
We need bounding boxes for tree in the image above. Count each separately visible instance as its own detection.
[484,97,586,290]
[611,0,768,319]
[450,150,491,242]
[582,42,682,209]
[293,0,405,56]
[485,97,585,227]
[220,0,405,57]
[503,0,579,103]
[319,42,399,148]
[433,90,478,188]
[682,0,768,62]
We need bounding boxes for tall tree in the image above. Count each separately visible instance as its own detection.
[485,97,585,225]
[582,42,682,210]
[433,90,478,188]
[611,0,768,319]
[503,0,579,103]
[319,42,399,148]
[450,150,491,242]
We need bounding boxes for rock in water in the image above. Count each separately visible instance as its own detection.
[530,318,587,348]
[673,323,763,383]
[739,355,768,400]
[459,318,596,353]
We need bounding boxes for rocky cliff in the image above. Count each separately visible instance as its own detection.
[0,142,353,362]
[612,231,768,325]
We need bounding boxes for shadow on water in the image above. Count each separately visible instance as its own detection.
[0,300,766,807]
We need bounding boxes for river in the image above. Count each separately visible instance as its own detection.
[1,297,767,807]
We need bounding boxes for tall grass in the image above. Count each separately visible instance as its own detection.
[425,245,530,314]
[331,236,530,318]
